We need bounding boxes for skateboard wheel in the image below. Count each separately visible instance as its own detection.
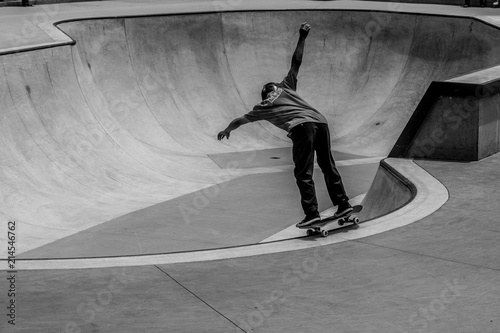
[321,230,328,237]
[306,229,314,236]
[353,217,360,223]
[338,219,344,226]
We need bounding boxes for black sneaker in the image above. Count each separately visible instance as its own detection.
[335,203,353,218]
[296,213,321,228]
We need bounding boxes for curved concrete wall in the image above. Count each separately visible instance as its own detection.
[58,12,500,156]
[1,11,498,252]
[358,160,416,222]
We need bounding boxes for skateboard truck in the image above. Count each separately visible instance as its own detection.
[306,214,360,237]
[301,205,363,237]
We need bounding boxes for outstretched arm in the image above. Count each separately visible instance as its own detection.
[217,116,250,140]
[290,22,311,76]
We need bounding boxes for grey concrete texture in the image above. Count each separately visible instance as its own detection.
[374,156,500,271]
[2,7,500,257]
[402,82,500,161]
[0,1,500,333]
[1,236,498,332]
[18,163,379,259]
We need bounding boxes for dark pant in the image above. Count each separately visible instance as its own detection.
[290,122,349,216]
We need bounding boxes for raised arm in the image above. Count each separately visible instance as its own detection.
[217,116,250,140]
[290,22,311,76]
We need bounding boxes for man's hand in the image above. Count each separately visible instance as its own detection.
[217,117,250,141]
[217,130,230,140]
[299,22,311,39]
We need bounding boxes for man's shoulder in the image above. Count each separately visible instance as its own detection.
[281,68,298,90]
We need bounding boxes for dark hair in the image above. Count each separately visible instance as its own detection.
[261,82,277,100]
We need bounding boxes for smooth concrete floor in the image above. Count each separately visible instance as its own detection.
[19,159,379,259]
[2,156,499,332]
[1,1,500,333]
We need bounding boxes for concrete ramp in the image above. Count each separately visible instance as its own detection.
[1,11,500,255]
[358,160,415,222]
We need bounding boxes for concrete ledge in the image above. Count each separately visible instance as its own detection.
[0,1,498,55]
[358,159,416,221]
[390,79,500,161]
[1,158,449,270]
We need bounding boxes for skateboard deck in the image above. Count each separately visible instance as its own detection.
[301,205,363,237]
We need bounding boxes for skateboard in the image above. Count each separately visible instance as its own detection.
[301,205,363,237]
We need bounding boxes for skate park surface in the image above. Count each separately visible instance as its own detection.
[0,0,500,332]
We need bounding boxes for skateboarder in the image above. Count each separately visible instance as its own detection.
[217,22,352,228]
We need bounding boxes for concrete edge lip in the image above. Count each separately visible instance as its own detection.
[3,158,449,270]
[2,1,498,55]
[258,192,367,243]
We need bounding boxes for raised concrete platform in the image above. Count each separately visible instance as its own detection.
[391,72,500,161]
